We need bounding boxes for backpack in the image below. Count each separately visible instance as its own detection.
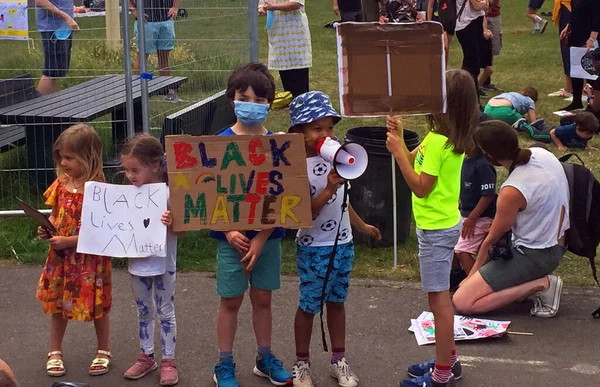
[559,154,600,318]
[437,0,467,25]
[385,0,418,23]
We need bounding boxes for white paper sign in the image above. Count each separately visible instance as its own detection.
[570,47,599,81]
[77,182,168,258]
[0,0,28,41]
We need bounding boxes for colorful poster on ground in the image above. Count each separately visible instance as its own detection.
[76,182,168,258]
[408,311,511,346]
[165,134,312,232]
[0,0,28,40]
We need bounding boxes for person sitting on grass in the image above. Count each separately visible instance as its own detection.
[550,111,599,151]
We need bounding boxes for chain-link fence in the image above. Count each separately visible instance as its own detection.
[0,0,253,214]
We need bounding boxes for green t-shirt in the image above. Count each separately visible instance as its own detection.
[412,132,464,230]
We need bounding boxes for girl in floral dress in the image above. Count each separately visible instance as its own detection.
[36,124,112,377]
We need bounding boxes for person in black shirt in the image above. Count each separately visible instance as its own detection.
[129,0,181,102]
[452,143,497,281]
[561,0,600,111]
[333,0,363,21]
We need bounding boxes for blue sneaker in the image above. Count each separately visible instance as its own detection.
[253,352,292,386]
[408,359,462,379]
[400,373,456,387]
[213,358,239,387]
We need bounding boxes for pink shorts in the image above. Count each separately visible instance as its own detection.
[454,216,494,255]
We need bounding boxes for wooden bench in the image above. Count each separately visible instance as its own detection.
[161,90,236,142]
[0,74,37,153]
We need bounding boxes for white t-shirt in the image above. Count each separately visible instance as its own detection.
[455,0,485,32]
[502,148,570,249]
[296,156,352,247]
[128,232,177,276]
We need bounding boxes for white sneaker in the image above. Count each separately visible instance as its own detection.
[330,357,359,387]
[292,361,314,387]
[548,89,572,98]
[530,275,563,318]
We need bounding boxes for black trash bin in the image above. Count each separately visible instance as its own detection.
[345,127,420,247]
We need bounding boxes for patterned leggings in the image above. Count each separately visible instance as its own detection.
[131,273,177,358]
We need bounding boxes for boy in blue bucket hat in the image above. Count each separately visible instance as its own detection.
[288,92,381,387]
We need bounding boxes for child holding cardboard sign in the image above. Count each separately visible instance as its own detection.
[35,124,112,378]
[120,134,182,386]
[387,69,479,387]
[288,91,381,387]
[211,63,293,387]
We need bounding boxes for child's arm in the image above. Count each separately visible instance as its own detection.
[312,170,345,217]
[386,127,436,199]
[333,0,339,15]
[526,108,537,122]
[586,143,598,151]
[461,195,494,238]
[168,0,180,19]
[550,128,567,151]
[240,229,274,271]
[262,1,302,12]
[349,204,382,240]
[386,116,418,166]
[162,210,187,237]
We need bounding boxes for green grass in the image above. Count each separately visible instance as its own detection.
[1,0,599,286]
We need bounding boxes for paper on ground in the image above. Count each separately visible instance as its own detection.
[408,311,511,346]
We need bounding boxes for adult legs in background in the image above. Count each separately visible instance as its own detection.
[456,17,483,101]
[279,68,310,98]
[38,32,72,95]
[564,77,585,111]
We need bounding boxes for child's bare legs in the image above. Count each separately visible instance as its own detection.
[327,302,346,360]
[38,76,57,96]
[478,66,494,89]
[294,307,314,359]
[457,252,475,276]
[428,291,455,373]
[157,50,177,96]
[90,314,110,370]
[249,287,272,348]
[217,294,244,353]
[48,313,68,365]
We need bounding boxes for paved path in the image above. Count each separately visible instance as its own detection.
[1,265,599,387]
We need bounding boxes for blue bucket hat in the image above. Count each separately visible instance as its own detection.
[289,91,341,131]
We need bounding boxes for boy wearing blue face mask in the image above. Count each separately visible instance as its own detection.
[211,63,292,387]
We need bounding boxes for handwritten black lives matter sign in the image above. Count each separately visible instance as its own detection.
[76,182,168,258]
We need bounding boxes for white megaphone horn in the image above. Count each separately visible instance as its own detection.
[316,137,368,180]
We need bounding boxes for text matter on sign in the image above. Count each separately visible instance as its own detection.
[77,182,168,258]
[165,134,313,232]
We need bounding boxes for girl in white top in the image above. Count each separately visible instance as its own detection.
[120,134,183,386]
[454,121,569,319]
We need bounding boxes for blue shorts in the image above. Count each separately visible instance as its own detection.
[416,223,461,293]
[216,238,282,298]
[134,19,175,53]
[296,242,354,314]
[528,0,545,10]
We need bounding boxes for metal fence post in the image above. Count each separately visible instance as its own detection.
[122,1,135,138]
[248,0,259,63]
[136,0,150,133]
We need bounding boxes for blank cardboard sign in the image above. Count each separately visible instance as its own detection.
[165,134,312,232]
[336,22,446,117]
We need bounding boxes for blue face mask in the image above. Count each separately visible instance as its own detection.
[53,24,72,41]
[234,101,269,126]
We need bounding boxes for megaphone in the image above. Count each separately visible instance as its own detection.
[316,137,368,180]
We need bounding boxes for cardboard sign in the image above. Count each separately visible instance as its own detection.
[165,134,312,232]
[336,22,446,116]
[77,182,168,258]
[409,311,510,346]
